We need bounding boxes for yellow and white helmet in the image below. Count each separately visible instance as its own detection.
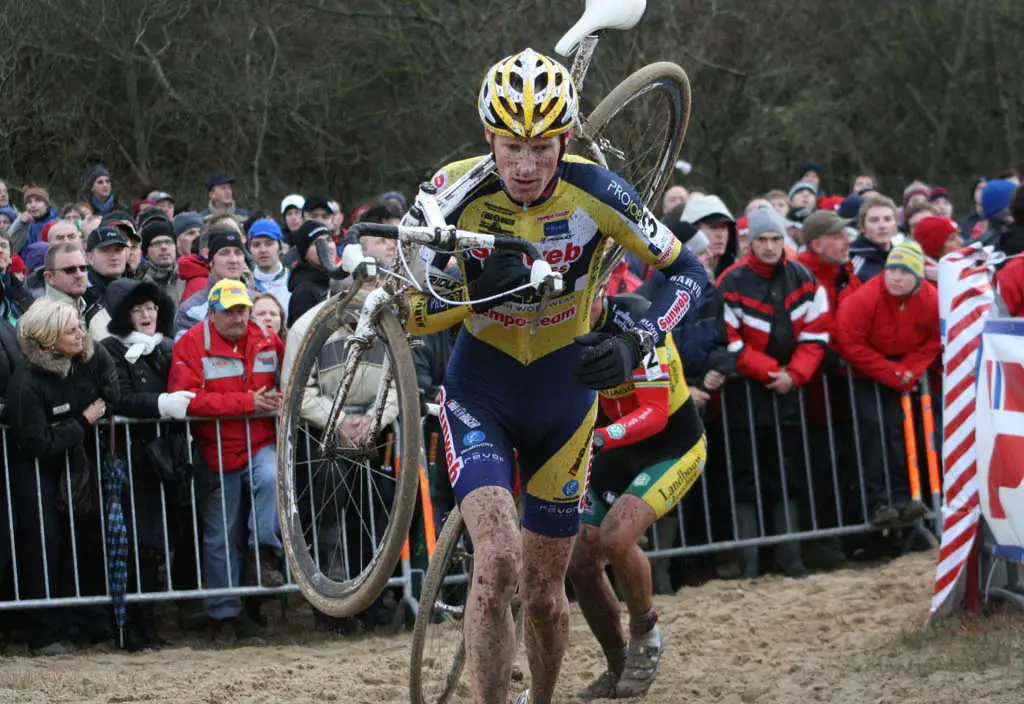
[478,48,579,140]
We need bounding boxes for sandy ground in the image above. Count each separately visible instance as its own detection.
[1,551,1023,703]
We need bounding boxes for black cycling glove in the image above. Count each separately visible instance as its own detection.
[467,250,530,313]
[574,331,645,390]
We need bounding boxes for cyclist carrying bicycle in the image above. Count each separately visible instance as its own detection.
[568,289,706,701]
[407,49,707,704]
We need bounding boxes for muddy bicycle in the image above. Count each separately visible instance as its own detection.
[275,0,691,658]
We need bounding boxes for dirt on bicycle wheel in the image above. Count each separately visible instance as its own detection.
[1,551,1022,704]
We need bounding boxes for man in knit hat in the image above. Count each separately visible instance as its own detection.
[248,219,290,321]
[717,206,830,579]
[135,212,184,304]
[85,165,126,216]
[786,181,817,230]
[976,178,1018,247]
[836,240,940,526]
[174,229,252,339]
[9,186,58,254]
[173,211,204,259]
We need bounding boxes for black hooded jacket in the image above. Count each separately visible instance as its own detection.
[99,279,176,422]
[287,262,331,323]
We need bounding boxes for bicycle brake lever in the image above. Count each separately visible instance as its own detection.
[341,243,378,278]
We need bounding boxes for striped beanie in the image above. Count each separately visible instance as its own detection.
[886,240,925,287]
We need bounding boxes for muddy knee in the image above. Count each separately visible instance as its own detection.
[600,525,637,566]
[568,527,605,582]
[473,542,522,606]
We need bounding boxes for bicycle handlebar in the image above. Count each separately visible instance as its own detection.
[345,222,545,263]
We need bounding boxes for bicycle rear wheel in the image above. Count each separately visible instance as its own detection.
[277,295,421,617]
[581,61,692,285]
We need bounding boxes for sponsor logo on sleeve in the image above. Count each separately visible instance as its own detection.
[606,423,626,440]
[445,400,481,429]
[656,290,691,332]
[562,479,580,497]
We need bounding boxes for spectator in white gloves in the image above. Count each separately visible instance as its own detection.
[100,278,190,650]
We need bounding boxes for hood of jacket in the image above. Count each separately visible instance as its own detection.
[287,261,330,293]
[105,278,175,338]
[178,254,211,282]
[17,327,95,378]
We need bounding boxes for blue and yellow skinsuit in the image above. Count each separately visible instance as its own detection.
[408,154,707,538]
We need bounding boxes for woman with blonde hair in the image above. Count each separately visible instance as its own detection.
[7,299,120,655]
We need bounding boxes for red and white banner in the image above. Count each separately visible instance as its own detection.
[975,320,1024,554]
[929,244,993,620]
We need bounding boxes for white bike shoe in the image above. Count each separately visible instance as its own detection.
[615,624,663,697]
[515,690,530,704]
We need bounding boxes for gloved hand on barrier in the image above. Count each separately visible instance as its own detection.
[158,391,196,420]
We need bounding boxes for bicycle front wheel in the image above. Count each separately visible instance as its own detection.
[277,296,421,617]
[410,506,525,704]
[583,61,692,284]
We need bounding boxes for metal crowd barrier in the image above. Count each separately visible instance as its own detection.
[642,374,943,562]
[0,372,944,618]
[0,415,417,618]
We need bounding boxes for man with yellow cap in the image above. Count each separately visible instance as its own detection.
[168,279,286,643]
[836,241,941,526]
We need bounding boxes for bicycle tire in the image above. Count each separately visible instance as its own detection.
[410,506,468,704]
[409,507,526,704]
[277,297,421,617]
[584,62,692,286]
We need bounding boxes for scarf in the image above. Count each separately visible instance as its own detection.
[118,331,164,364]
[91,193,116,215]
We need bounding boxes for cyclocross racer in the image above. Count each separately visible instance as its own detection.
[407,48,707,704]
[569,290,706,701]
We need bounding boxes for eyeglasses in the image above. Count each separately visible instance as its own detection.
[48,265,88,275]
[131,304,159,316]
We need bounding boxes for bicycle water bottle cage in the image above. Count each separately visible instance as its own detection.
[555,0,647,57]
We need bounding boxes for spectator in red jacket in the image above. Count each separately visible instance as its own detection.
[836,241,940,526]
[719,208,830,579]
[168,279,285,642]
[799,209,862,339]
[996,255,1024,317]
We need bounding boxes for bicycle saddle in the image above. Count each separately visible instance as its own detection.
[554,0,647,58]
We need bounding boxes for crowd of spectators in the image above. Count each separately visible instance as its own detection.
[0,162,1020,654]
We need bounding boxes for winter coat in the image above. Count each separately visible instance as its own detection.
[5,330,120,481]
[287,262,331,324]
[797,250,861,351]
[996,256,1024,317]
[835,276,941,391]
[606,257,645,295]
[282,291,398,431]
[0,275,31,323]
[135,261,184,308]
[0,319,21,422]
[9,208,58,253]
[168,318,283,473]
[849,234,891,282]
[718,255,829,426]
[199,201,249,224]
[177,255,211,304]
